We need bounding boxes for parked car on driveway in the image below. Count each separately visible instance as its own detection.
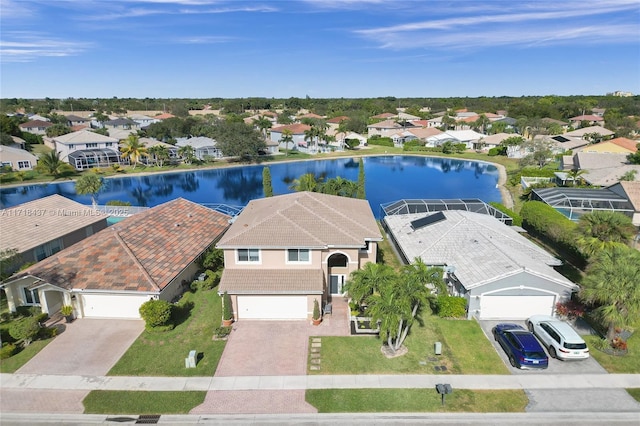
[526,315,589,360]
[492,323,548,369]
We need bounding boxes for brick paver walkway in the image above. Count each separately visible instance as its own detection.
[189,390,317,414]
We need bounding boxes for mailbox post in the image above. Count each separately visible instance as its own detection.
[435,383,453,406]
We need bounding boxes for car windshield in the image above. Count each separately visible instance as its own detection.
[564,342,587,350]
[524,351,547,359]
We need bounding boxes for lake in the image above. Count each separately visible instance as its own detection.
[0,155,501,218]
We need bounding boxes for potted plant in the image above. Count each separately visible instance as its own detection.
[222,291,233,326]
[61,305,74,323]
[312,299,322,325]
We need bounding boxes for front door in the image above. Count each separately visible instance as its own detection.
[330,275,344,294]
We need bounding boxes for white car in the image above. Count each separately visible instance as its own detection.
[526,315,589,360]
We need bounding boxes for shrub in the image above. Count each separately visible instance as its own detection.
[222,291,233,321]
[106,200,132,206]
[139,299,172,329]
[9,316,40,345]
[489,202,523,227]
[367,137,393,147]
[37,326,58,339]
[611,337,628,351]
[0,343,17,359]
[487,147,501,156]
[555,300,585,318]
[15,305,41,317]
[214,326,232,339]
[434,296,467,318]
[313,299,321,321]
[191,270,221,291]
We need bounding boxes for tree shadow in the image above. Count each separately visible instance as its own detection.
[171,301,195,327]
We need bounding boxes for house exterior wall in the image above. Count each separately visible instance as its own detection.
[54,141,118,161]
[464,271,573,319]
[0,150,38,171]
[159,261,201,303]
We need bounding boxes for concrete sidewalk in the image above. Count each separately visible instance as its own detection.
[2,373,639,391]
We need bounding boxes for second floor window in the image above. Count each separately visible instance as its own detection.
[287,248,310,263]
[86,143,98,148]
[237,248,260,263]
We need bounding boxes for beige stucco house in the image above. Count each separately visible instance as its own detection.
[0,145,38,171]
[217,192,382,320]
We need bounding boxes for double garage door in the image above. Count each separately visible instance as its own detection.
[80,294,149,319]
[479,295,555,320]
[237,295,308,320]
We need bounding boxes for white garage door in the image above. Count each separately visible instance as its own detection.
[81,294,149,319]
[237,296,308,320]
[479,295,555,320]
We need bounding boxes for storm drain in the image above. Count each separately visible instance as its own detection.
[135,415,161,424]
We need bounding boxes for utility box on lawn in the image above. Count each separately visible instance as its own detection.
[434,341,442,355]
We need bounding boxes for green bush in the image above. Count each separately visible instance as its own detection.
[434,296,467,318]
[222,291,233,321]
[139,299,172,329]
[9,316,40,345]
[487,147,502,156]
[367,137,393,147]
[190,270,221,291]
[489,202,523,227]
[15,305,41,317]
[508,167,556,186]
[37,326,58,339]
[214,326,232,338]
[0,343,17,359]
[106,200,132,206]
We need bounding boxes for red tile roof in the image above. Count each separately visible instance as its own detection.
[570,115,604,121]
[13,198,230,293]
[154,113,175,120]
[271,123,311,135]
[327,116,349,124]
[609,137,639,152]
[19,120,52,128]
[371,112,395,119]
[299,113,323,119]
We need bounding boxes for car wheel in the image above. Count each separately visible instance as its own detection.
[493,329,498,341]
[549,347,557,359]
[509,355,517,368]
[527,322,534,332]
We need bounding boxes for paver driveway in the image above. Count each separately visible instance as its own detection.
[17,318,144,376]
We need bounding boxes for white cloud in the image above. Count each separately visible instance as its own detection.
[173,35,235,44]
[0,33,91,62]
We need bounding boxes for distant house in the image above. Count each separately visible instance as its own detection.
[367,119,404,138]
[217,192,382,320]
[608,181,640,226]
[549,126,615,153]
[0,195,108,276]
[0,145,38,171]
[175,136,222,160]
[384,210,578,320]
[103,117,140,131]
[19,120,53,135]
[1,198,230,319]
[478,133,522,152]
[66,114,90,127]
[129,114,159,128]
[563,152,640,186]
[569,115,604,127]
[298,112,324,120]
[371,112,396,120]
[426,130,484,149]
[333,131,367,149]
[154,113,175,120]
[270,123,312,150]
[138,138,179,163]
[47,130,122,170]
[578,137,638,154]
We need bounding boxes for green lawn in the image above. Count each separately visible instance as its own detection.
[626,389,640,402]
[310,317,507,375]
[584,333,640,374]
[306,389,528,413]
[83,391,206,414]
[108,289,226,376]
[0,338,54,373]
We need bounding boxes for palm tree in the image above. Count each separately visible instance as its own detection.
[37,150,67,177]
[303,127,318,153]
[581,245,640,340]
[289,173,323,192]
[576,211,636,258]
[253,116,272,140]
[148,145,169,167]
[344,262,396,307]
[566,168,586,186]
[120,134,148,169]
[75,174,104,208]
[177,145,196,165]
[280,128,294,156]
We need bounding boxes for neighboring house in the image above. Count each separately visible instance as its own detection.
[397,112,421,121]
[607,181,640,226]
[129,114,160,128]
[270,123,312,149]
[175,136,222,160]
[531,187,636,222]
[217,192,382,320]
[426,116,444,128]
[0,195,108,276]
[426,130,484,149]
[0,145,38,171]
[27,114,50,122]
[66,114,90,127]
[578,137,638,154]
[478,133,521,151]
[19,120,53,135]
[298,113,324,120]
[47,130,122,170]
[562,152,640,186]
[10,136,27,150]
[383,210,578,320]
[1,198,230,319]
[333,131,367,149]
[548,126,615,153]
[371,112,396,120]
[138,138,179,163]
[569,114,604,127]
[367,119,403,138]
[103,117,140,131]
[154,113,175,120]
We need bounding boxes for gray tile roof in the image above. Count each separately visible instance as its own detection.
[52,130,118,144]
[219,268,324,294]
[1,195,108,253]
[384,210,576,290]
[217,192,382,248]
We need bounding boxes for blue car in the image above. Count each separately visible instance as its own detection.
[492,323,548,369]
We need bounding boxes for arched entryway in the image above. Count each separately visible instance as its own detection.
[327,253,349,296]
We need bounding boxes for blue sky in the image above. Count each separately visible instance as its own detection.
[1,0,639,99]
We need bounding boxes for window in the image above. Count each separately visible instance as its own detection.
[34,239,63,261]
[287,249,310,263]
[23,287,40,305]
[86,143,98,148]
[237,248,260,263]
[105,142,113,147]
[17,161,31,169]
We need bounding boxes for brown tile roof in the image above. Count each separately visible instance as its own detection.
[270,123,311,135]
[406,127,443,139]
[11,198,231,293]
[367,119,401,129]
[217,192,382,249]
[70,124,89,132]
[327,116,349,124]
[219,269,324,294]
[570,115,604,121]
[609,137,639,152]
[19,120,52,128]
[1,195,108,254]
[618,181,640,210]
[154,113,175,120]
[298,113,323,119]
[371,113,396,119]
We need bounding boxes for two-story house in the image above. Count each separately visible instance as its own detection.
[217,192,382,320]
[19,120,53,135]
[47,130,122,170]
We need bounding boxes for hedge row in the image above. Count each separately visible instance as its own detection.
[489,202,523,226]
[367,136,394,147]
